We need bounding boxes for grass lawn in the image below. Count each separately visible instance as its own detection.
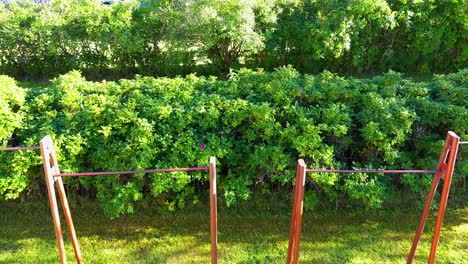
[0,195,467,263]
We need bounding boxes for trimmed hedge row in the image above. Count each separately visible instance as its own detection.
[0,67,467,217]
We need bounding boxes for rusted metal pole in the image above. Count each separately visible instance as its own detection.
[307,169,437,174]
[0,146,40,151]
[40,136,67,264]
[55,167,209,177]
[407,131,460,264]
[428,132,459,263]
[209,157,218,264]
[287,159,306,264]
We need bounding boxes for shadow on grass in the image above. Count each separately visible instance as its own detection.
[0,196,467,263]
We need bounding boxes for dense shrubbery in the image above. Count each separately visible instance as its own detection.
[0,76,30,200]
[0,0,465,79]
[0,67,466,217]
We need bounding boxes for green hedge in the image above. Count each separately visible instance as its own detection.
[0,67,467,217]
[0,76,28,200]
[0,0,466,79]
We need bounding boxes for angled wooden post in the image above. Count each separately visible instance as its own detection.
[407,131,460,264]
[40,136,83,264]
[209,157,218,264]
[428,131,459,263]
[287,159,307,264]
[40,136,67,264]
[56,175,83,264]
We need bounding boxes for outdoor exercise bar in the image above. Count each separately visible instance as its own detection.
[307,169,438,173]
[55,167,208,177]
[2,135,464,263]
[287,165,442,264]
[287,131,461,264]
[0,146,40,151]
[40,135,218,264]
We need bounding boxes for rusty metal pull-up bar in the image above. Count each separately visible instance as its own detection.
[55,167,209,177]
[0,146,40,151]
[307,169,438,174]
[39,135,218,264]
[287,131,461,264]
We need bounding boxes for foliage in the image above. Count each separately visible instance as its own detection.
[0,75,29,199]
[188,0,264,72]
[0,68,466,217]
[0,76,24,142]
[0,0,465,79]
[386,0,467,73]
[260,0,467,74]
[262,0,396,72]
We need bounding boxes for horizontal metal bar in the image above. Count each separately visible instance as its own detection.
[306,169,439,174]
[0,146,41,151]
[459,141,468,145]
[54,167,209,177]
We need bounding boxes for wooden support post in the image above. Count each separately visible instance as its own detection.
[287,159,307,264]
[40,136,83,264]
[209,157,218,264]
[56,176,83,263]
[407,131,460,264]
[428,132,459,263]
[40,136,67,264]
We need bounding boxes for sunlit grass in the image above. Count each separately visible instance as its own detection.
[0,196,466,263]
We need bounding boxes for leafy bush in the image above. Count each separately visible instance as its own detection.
[0,75,29,199]
[0,0,465,79]
[261,0,466,74]
[0,76,24,142]
[0,68,466,217]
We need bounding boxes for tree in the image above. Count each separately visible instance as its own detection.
[183,0,264,72]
